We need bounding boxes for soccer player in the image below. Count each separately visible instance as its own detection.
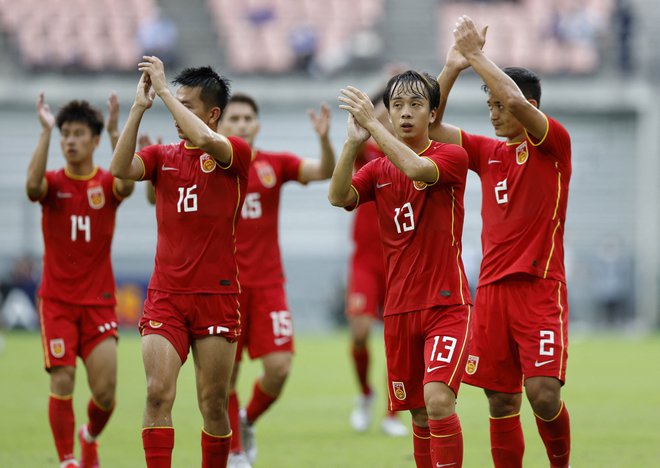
[25,92,134,468]
[217,93,335,466]
[329,71,473,467]
[431,16,572,468]
[109,57,252,468]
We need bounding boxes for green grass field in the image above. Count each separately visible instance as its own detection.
[1,330,659,467]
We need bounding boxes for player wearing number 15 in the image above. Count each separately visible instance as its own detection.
[329,71,472,468]
[431,16,572,468]
[25,93,134,468]
[110,58,251,468]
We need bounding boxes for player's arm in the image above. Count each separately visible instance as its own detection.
[138,56,234,166]
[430,26,487,145]
[299,103,336,183]
[25,92,53,200]
[339,86,437,184]
[106,91,135,197]
[138,133,161,205]
[328,114,368,207]
[454,16,546,139]
[110,73,155,181]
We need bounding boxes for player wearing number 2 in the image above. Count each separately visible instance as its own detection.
[26,93,134,468]
[430,16,572,468]
[218,93,335,467]
[329,70,472,467]
[110,58,251,468]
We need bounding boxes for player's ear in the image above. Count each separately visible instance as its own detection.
[528,98,539,109]
[429,108,437,124]
[209,107,222,125]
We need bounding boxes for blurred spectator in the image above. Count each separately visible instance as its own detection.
[590,235,634,327]
[0,255,38,330]
[289,24,318,74]
[613,0,634,74]
[137,10,179,67]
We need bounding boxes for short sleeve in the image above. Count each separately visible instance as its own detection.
[220,136,252,178]
[279,153,304,183]
[460,130,495,175]
[136,144,162,182]
[427,144,469,187]
[36,171,57,204]
[526,115,571,166]
[348,158,378,211]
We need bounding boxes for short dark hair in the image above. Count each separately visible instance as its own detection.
[383,70,440,111]
[56,100,104,135]
[172,66,231,111]
[226,93,259,116]
[482,66,542,105]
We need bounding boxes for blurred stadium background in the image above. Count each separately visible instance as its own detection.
[1,0,659,334]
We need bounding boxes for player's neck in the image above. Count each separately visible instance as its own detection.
[400,134,432,155]
[65,159,95,178]
[506,132,526,145]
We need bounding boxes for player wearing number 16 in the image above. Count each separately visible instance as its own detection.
[329,71,472,467]
[110,57,251,468]
[26,93,134,468]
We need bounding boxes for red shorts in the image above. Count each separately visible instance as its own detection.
[140,289,241,364]
[383,304,471,412]
[236,284,294,362]
[346,255,385,319]
[463,276,569,393]
[38,298,118,370]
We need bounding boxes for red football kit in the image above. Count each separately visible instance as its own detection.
[235,150,303,360]
[346,141,386,318]
[460,115,572,393]
[31,167,123,368]
[350,141,472,410]
[136,137,252,362]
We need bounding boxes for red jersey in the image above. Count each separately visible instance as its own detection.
[461,115,571,286]
[137,137,251,294]
[352,141,385,266]
[235,150,303,287]
[350,141,472,316]
[31,167,123,306]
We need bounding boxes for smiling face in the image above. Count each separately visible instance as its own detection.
[219,101,260,146]
[174,85,220,140]
[59,121,99,165]
[387,80,437,143]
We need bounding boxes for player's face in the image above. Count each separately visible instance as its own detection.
[388,84,436,142]
[486,93,525,139]
[59,121,99,164]
[175,86,219,139]
[219,102,260,146]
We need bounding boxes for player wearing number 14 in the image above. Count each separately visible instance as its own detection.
[329,71,472,467]
[26,94,134,468]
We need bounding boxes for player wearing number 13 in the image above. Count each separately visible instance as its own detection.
[329,71,472,468]
[430,16,572,468]
[26,93,134,468]
[110,58,251,468]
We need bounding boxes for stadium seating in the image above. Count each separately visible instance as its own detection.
[0,0,156,71]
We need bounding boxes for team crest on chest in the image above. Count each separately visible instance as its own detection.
[200,153,217,173]
[465,355,479,375]
[392,381,407,400]
[515,141,529,165]
[87,183,105,209]
[255,161,277,188]
[413,180,428,191]
[50,338,65,358]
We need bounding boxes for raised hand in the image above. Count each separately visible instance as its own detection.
[135,72,156,110]
[339,86,377,131]
[36,92,55,130]
[308,103,331,138]
[453,16,488,59]
[107,91,120,135]
[138,133,163,150]
[138,56,168,95]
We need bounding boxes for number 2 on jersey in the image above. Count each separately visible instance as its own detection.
[394,202,415,234]
[70,215,91,242]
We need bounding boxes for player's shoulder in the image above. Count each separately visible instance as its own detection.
[256,149,299,160]
[426,140,468,160]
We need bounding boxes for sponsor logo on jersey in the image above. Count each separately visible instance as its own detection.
[516,141,529,165]
[255,161,277,188]
[87,184,105,209]
[465,354,479,375]
[50,338,65,358]
[149,320,163,328]
[200,154,217,173]
[392,381,406,400]
[413,180,428,191]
